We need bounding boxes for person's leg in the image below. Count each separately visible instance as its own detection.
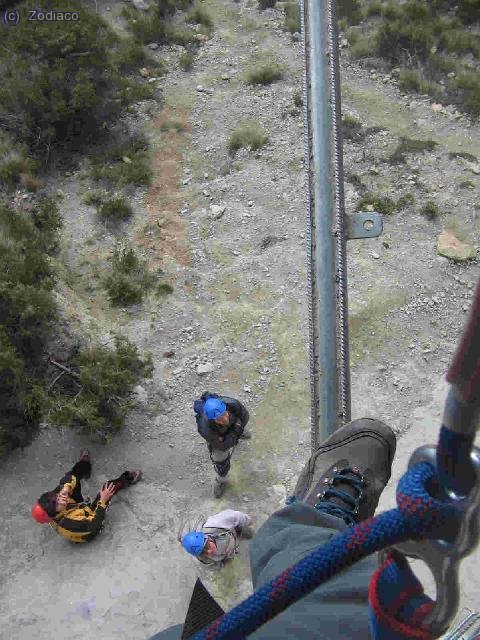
[247,418,396,640]
[59,451,92,503]
[91,470,142,508]
[209,448,231,498]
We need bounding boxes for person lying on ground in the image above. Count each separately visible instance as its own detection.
[31,449,142,543]
[181,509,254,570]
[194,391,252,499]
[149,418,397,639]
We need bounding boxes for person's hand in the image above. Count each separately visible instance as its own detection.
[99,481,116,504]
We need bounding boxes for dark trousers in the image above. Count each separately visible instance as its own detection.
[59,460,131,507]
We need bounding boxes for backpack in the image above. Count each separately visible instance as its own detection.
[193,391,220,416]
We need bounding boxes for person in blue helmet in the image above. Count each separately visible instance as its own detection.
[181,509,254,569]
[194,392,252,498]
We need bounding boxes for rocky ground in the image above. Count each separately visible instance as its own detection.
[0,1,479,639]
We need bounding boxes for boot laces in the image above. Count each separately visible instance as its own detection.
[314,466,366,526]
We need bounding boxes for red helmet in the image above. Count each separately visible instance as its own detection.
[31,502,52,524]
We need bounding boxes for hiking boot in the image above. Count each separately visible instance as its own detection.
[239,428,252,440]
[213,477,227,499]
[293,418,396,526]
[126,469,142,485]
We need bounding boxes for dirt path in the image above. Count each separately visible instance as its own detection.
[0,2,479,639]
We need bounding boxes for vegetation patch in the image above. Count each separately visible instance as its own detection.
[420,200,440,220]
[98,197,133,223]
[179,49,196,71]
[121,2,198,46]
[246,59,285,85]
[448,151,478,162]
[0,1,150,159]
[258,0,277,8]
[0,197,62,454]
[386,137,438,164]
[283,2,301,34]
[187,3,214,34]
[228,120,269,154]
[344,0,480,117]
[356,193,397,215]
[104,242,158,306]
[89,136,152,187]
[397,192,415,208]
[47,336,153,442]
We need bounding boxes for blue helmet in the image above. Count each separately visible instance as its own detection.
[204,397,227,421]
[182,531,207,557]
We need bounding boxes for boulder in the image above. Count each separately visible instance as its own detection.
[437,230,476,261]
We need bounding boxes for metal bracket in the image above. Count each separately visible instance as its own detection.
[346,211,383,240]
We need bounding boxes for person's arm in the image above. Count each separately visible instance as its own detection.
[204,509,251,530]
[57,473,77,496]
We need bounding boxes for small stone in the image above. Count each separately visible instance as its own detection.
[169,443,174,448]
[203,190,210,197]
[431,103,443,112]
[243,385,251,393]
[466,162,480,175]
[210,204,226,220]
[132,0,148,9]
[437,230,476,261]
[122,156,132,164]
[162,350,175,358]
[139,67,150,78]
[197,362,215,375]
[371,251,380,259]
[247,200,254,207]
[148,77,157,84]
[182,177,191,185]
[196,85,204,92]
[147,43,159,50]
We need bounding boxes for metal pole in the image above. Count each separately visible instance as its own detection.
[302,0,351,450]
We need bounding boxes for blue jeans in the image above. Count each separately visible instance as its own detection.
[148,502,375,639]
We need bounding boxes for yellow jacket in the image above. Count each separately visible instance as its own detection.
[49,474,108,543]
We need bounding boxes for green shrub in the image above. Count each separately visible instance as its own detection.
[47,335,153,441]
[83,190,107,207]
[293,89,303,107]
[342,114,364,140]
[454,70,480,117]
[179,49,196,71]
[337,0,362,25]
[386,137,438,164]
[246,60,284,85]
[346,27,361,45]
[284,2,301,34]
[188,4,214,32]
[104,242,156,306]
[228,120,269,153]
[397,193,415,208]
[98,197,133,223]
[376,20,434,64]
[122,3,196,45]
[90,136,152,187]
[0,140,38,190]
[112,38,148,70]
[381,1,403,20]
[458,180,475,189]
[421,200,440,219]
[0,198,62,454]
[398,68,441,96]
[438,30,480,57]
[258,0,277,8]
[0,1,145,157]
[356,193,397,215]
[364,1,383,17]
[351,36,376,58]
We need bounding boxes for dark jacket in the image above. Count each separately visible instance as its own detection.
[196,395,249,451]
